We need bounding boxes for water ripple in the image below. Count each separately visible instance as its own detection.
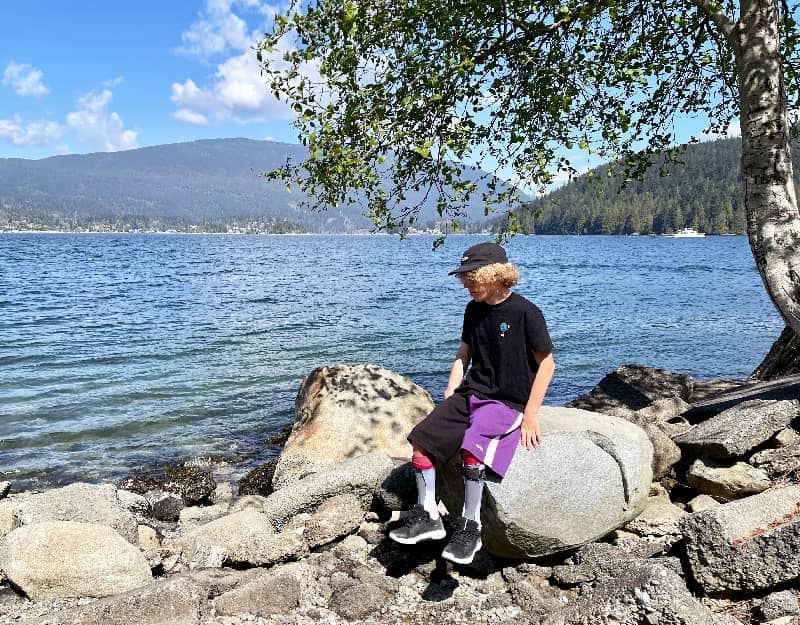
[0,232,783,487]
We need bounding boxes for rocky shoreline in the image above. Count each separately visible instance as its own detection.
[1,364,799,625]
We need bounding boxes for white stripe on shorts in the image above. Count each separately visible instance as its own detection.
[484,411,524,468]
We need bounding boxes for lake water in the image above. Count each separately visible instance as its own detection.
[0,233,784,488]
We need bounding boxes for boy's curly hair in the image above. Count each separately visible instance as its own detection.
[459,262,520,288]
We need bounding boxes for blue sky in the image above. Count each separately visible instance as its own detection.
[0,1,303,160]
[0,0,735,190]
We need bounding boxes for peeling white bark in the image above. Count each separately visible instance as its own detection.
[738,0,800,335]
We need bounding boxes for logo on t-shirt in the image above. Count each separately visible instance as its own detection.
[499,322,510,337]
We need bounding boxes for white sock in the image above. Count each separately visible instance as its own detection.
[414,466,439,519]
[462,465,485,527]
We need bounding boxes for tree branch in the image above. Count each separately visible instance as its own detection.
[689,0,738,51]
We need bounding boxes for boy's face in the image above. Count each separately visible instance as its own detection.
[460,275,505,303]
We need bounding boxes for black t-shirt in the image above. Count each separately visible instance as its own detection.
[458,292,553,411]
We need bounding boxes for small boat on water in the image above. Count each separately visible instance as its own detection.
[662,228,706,238]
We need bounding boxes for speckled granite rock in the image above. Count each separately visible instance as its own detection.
[680,485,800,594]
[439,407,653,558]
[10,484,139,544]
[1,521,152,601]
[274,364,434,488]
[543,559,742,625]
[674,399,800,459]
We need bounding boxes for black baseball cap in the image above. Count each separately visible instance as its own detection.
[448,242,508,275]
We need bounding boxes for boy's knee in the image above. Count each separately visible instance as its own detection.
[411,453,434,470]
[461,450,485,481]
[461,450,482,465]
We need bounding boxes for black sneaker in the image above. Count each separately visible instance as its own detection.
[441,517,482,564]
[388,504,446,544]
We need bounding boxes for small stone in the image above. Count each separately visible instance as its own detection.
[164,466,216,505]
[357,520,385,545]
[624,494,686,538]
[116,489,151,515]
[146,491,184,522]
[305,493,365,548]
[687,458,771,501]
[760,590,800,620]
[687,494,720,513]
[328,582,394,621]
[0,482,10,499]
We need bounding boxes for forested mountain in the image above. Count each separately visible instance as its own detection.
[501,137,790,235]
[3,135,787,235]
[0,139,492,233]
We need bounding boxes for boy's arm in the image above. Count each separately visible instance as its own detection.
[520,350,555,449]
[443,341,472,399]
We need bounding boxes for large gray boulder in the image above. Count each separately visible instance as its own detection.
[213,563,315,619]
[680,484,800,594]
[273,364,434,488]
[567,364,694,417]
[174,509,308,569]
[1,521,152,601]
[303,493,366,548]
[674,399,800,459]
[18,575,207,625]
[259,451,394,529]
[9,483,139,543]
[543,560,742,625]
[439,406,653,558]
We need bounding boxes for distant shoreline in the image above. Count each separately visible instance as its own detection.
[0,229,744,236]
[0,229,402,236]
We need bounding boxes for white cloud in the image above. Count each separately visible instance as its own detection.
[179,0,268,59]
[173,0,318,126]
[66,88,138,152]
[171,46,304,125]
[0,115,64,146]
[103,76,125,88]
[174,108,209,125]
[2,62,49,97]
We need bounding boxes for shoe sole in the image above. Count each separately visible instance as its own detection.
[441,539,482,564]
[388,527,447,545]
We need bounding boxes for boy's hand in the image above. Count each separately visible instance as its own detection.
[443,386,456,400]
[520,412,542,449]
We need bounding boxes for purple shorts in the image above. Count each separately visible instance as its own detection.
[407,393,523,478]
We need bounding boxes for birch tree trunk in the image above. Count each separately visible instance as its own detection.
[737,0,800,336]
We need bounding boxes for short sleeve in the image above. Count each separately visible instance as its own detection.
[460,302,475,345]
[525,305,553,353]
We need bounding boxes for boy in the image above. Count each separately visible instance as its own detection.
[389,242,555,564]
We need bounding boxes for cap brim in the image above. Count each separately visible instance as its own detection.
[448,262,486,275]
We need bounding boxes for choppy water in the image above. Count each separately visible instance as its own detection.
[0,233,784,487]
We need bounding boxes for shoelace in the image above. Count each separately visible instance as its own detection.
[449,521,479,546]
[401,505,429,527]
